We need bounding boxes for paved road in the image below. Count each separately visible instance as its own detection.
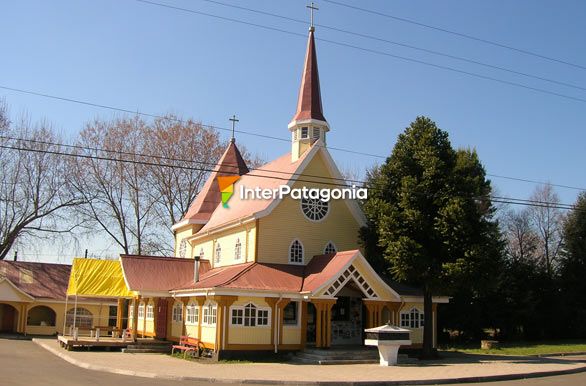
[1,339,585,386]
[0,339,236,386]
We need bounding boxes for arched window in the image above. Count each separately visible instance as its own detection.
[202,301,217,325]
[186,302,198,325]
[138,302,145,319]
[179,238,187,258]
[27,306,56,326]
[215,243,221,263]
[289,239,303,264]
[244,303,257,327]
[324,241,337,255]
[146,303,154,320]
[234,238,242,260]
[172,302,183,323]
[66,308,93,329]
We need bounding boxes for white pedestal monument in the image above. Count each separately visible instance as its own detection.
[364,323,411,366]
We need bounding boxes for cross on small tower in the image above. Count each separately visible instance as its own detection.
[307,2,318,31]
[229,114,239,143]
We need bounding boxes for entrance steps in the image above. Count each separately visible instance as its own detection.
[293,346,404,365]
[122,340,172,354]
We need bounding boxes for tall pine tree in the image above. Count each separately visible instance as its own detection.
[360,116,502,357]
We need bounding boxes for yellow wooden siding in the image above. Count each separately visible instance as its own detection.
[232,296,269,307]
[185,324,198,338]
[175,226,197,258]
[229,326,271,344]
[201,325,216,344]
[145,320,154,333]
[191,225,256,268]
[400,302,425,344]
[282,326,301,345]
[258,152,362,265]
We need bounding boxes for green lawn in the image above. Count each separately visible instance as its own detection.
[441,340,586,356]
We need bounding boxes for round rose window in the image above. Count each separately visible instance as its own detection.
[301,197,329,221]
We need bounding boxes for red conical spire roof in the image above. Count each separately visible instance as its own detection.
[181,141,249,223]
[291,29,327,124]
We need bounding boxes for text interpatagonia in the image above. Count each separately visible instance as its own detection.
[240,184,367,202]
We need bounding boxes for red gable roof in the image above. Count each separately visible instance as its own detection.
[0,260,70,300]
[173,250,359,294]
[120,255,210,292]
[291,29,326,124]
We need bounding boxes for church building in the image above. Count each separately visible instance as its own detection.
[148,25,450,356]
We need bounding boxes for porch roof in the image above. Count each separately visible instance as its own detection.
[120,254,211,292]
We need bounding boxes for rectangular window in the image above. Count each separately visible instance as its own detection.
[300,127,309,139]
[231,308,243,325]
[258,309,269,326]
[283,302,298,325]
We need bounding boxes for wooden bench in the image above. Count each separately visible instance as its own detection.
[172,336,201,358]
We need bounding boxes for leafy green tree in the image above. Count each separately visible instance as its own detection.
[361,116,502,357]
[559,193,586,337]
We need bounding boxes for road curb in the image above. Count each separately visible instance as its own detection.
[33,339,586,385]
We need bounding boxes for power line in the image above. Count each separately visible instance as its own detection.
[1,84,584,194]
[132,0,586,104]
[1,140,582,211]
[194,0,586,92]
[323,0,586,71]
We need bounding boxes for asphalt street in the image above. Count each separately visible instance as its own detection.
[0,339,585,386]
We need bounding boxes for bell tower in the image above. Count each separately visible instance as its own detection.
[289,12,329,162]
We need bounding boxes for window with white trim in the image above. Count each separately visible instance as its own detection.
[146,303,154,320]
[186,302,198,325]
[215,243,221,263]
[257,309,269,326]
[231,303,271,327]
[202,302,217,325]
[138,302,145,319]
[235,238,242,260]
[179,238,187,258]
[172,302,183,323]
[400,307,424,328]
[324,241,337,254]
[300,127,309,139]
[289,239,303,264]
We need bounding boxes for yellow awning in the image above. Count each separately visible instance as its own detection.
[67,258,134,298]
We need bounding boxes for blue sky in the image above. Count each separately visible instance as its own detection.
[2,0,586,260]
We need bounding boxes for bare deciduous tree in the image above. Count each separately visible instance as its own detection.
[528,184,564,276]
[0,102,84,260]
[70,116,160,255]
[503,208,539,262]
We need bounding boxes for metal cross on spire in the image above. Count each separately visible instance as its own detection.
[229,114,239,143]
[307,2,318,31]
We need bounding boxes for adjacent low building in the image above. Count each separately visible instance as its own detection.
[0,260,115,335]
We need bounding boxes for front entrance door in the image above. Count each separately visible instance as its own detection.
[331,296,363,345]
[0,304,17,332]
[155,299,168,339]
[306,302,316,344]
